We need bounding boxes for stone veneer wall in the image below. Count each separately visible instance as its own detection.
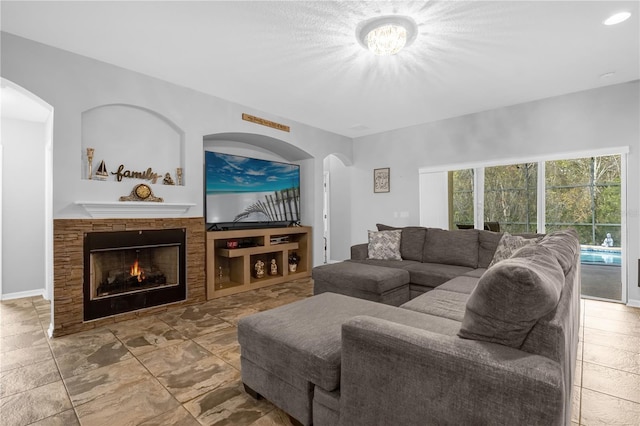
[53,217,205,337]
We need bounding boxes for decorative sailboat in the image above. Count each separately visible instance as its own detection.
[95,160,108,180]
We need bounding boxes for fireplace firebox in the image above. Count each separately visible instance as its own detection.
[83,228,186,321]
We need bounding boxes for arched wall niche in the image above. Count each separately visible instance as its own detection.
[203,131,315,227]
[203,132,312,162]
[81,104,184,183]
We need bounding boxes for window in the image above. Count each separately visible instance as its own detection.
[450,169,474,229]
[545,155,621,246]
[484,163,537,234]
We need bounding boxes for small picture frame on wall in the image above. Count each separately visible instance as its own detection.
[374,167,390,193]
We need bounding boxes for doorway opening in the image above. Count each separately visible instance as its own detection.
[0,79,54,316]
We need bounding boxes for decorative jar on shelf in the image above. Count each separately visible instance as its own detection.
[288,252,299,273]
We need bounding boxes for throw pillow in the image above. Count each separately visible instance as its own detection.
[376,224,427,262]
[367,230,402,261]
[458,244,565,348]
[488,233,537,267]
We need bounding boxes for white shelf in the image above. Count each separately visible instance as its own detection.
[75,201,195,218]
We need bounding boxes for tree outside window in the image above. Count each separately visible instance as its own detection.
[484,163,537,234]
[545,155,621,246]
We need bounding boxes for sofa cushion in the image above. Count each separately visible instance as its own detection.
[538,229,579,274]
[377,224,427,262]
[402,262,473,288]
[401,289,469,322]
[368,230,402,260]
[436,275,479,294]
[423,229,479,268]
[458,244,565,348]
[462,268,486,278]
[349,258,419,270]
[488,232,538,267]
[477,230,504,268]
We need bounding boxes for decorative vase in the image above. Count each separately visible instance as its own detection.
[289,263,297,273]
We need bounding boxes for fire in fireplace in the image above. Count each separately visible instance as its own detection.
[83,228,186,321]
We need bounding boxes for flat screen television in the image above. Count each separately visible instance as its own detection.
[205,151,301,230]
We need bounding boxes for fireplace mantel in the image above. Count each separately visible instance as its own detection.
[75,201,195,218]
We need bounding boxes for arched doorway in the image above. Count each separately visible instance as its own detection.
[0,79,54,312]
[323,153,350,263]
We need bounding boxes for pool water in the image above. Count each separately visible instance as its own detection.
[580,248,621,266]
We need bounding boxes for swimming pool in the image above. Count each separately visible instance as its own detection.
[580,247,621,266]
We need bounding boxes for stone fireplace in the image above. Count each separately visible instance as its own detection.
[83,228,186,321]
[53,217,205,337]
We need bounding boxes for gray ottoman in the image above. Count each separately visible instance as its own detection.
[312,261,410,306]
[237,292,404,425]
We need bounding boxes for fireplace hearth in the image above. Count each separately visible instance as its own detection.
[83,228,186,321]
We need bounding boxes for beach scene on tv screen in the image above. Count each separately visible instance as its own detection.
[206,151,300,223]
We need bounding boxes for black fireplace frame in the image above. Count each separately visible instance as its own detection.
[83,228,186,321]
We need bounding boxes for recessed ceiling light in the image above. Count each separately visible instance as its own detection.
[356,15,417,56]
[604,11,631,26]
[600,72,616,79]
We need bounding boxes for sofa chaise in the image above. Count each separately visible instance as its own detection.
[237,226,580,425]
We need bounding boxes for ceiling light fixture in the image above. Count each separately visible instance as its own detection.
[356,15,417,56]
[603,11,631,25]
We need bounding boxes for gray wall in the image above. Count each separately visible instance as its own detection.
[1,32,353,268]
[352,81,640,304]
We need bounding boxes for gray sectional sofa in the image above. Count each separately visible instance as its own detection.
[238,226,581,426]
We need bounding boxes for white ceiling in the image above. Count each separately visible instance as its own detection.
[1,1,638,138]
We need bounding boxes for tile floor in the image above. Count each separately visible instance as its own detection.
[1,279,639,425]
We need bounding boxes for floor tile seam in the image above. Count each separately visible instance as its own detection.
[142,403,201,426]
[0,377,71,411]
[582,340,640,357]
[580,359,640,376]
[194,317,238,337]
[580,371,640,405]
[65,370,166,412]
[50,336,111,422]
[583,311,640,324]
[0,357,63,399]
[0,333,51,356]
[127,335,207,409]
[581,359,640,378]
[579,386,640,406]
[581,324,640,339]
[584,301,640,312]
[210,350,241,373]
[138,344,240,410]
[190,337,219,358]
[583,312,640,327]
[109,321,186,356]
[23,409,79,426]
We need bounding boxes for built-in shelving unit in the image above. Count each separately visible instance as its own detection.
[206,226,312,299]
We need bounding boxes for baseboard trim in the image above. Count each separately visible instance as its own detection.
[627,299,640,308]
[1,288,45,301]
